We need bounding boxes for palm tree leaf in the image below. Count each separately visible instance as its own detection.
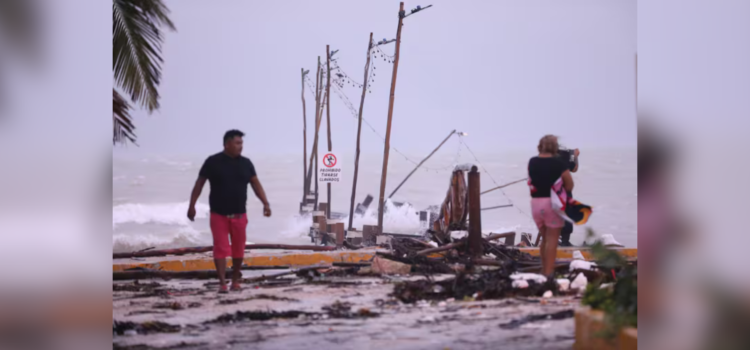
[113,89,138,145]
[0,0,40,64]
[113,0,175,112]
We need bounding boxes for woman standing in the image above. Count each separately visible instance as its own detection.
[528,135,574,278]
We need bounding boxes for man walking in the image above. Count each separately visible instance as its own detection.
[557,147,580,247]
[187,129,271,293]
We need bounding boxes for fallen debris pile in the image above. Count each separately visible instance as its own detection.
[498,309,575,329]
[113,320,181,336]
[392,268,555,303]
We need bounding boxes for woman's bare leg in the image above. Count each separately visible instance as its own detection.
[542,227,562,276]
[538,226,547,272]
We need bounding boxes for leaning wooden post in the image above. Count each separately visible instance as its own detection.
[348,32,374,231]
[389,129,456,199]
[468,166,483,256]
[377,2,406,235]
[305,58,323,210]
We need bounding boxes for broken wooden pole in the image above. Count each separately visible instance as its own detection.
[377,2,406,235]
[388,129,456,199]
[480,178,527,195]
[348,32,374,231]
[481,204,514,211]
[486,231,516,246]
[113,244,336,259]
[416,241,464,256]
[244,265,330,284]
[467,166,483,256]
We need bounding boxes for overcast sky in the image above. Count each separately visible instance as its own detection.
[113,0,636,157]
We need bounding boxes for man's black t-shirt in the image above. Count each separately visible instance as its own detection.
[199,152,257,215]
[528,156,567,198]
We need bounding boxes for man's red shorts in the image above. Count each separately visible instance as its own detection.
[209,212,248,259]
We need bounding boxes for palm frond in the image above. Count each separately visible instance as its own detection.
[113,0,175,112]
[0,0,40,64]
[113,89,138,145]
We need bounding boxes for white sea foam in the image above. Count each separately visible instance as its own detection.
[112,201,210,228]
[279,200,423,241]
[112,226,206,253]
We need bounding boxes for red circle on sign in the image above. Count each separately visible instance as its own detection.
[323,153,337,168]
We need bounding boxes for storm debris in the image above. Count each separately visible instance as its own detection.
[217,294,300,305]
[113,320,181,335]
[498,309,575,329]
[207,310,316,324]
[322,300,380,318]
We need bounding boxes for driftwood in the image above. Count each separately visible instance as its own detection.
[113,244,336,259]
[243,265,329,284]
[485,231,516,246]
[416,241,464,256]
[114,269,225,281]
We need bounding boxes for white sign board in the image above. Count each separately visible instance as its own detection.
[318,152,342,183]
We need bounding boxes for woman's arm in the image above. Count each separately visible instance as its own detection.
[561,169,574,192]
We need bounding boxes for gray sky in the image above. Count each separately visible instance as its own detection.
[114,0,636,157]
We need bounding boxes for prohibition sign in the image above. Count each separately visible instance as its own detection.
[323,153,337,168]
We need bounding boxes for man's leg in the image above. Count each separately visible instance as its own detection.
[228,214,249,290]
[560,221,573,246]
[210,213,231,292]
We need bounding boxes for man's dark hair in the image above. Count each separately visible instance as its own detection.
[223,129,244,144]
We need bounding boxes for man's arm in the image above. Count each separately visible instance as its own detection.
[187,177,207,221]
[250,176,271,216]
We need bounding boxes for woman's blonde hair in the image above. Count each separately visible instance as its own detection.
[538,134,559,154]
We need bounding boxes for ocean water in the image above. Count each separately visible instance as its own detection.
[112,149,637,253]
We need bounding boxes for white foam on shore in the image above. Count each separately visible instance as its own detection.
[280,200,422,240]
[112,226,205,253]
[112,202,210,228]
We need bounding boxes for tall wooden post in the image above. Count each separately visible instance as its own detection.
[377,2,406,234]
[325,45,333,219]
[306,58,325,211]
[468,166,482,256]
[314,67,325,210]
[301,68,308,201]
[304,60,322,200]
[348,32,374,231]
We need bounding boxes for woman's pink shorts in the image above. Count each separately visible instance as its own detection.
[210,212,248,259]
[531,198,564,229]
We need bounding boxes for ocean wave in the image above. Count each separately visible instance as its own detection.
[112,227,206,253]
[279,200,422,240]
[112,201,210,228]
